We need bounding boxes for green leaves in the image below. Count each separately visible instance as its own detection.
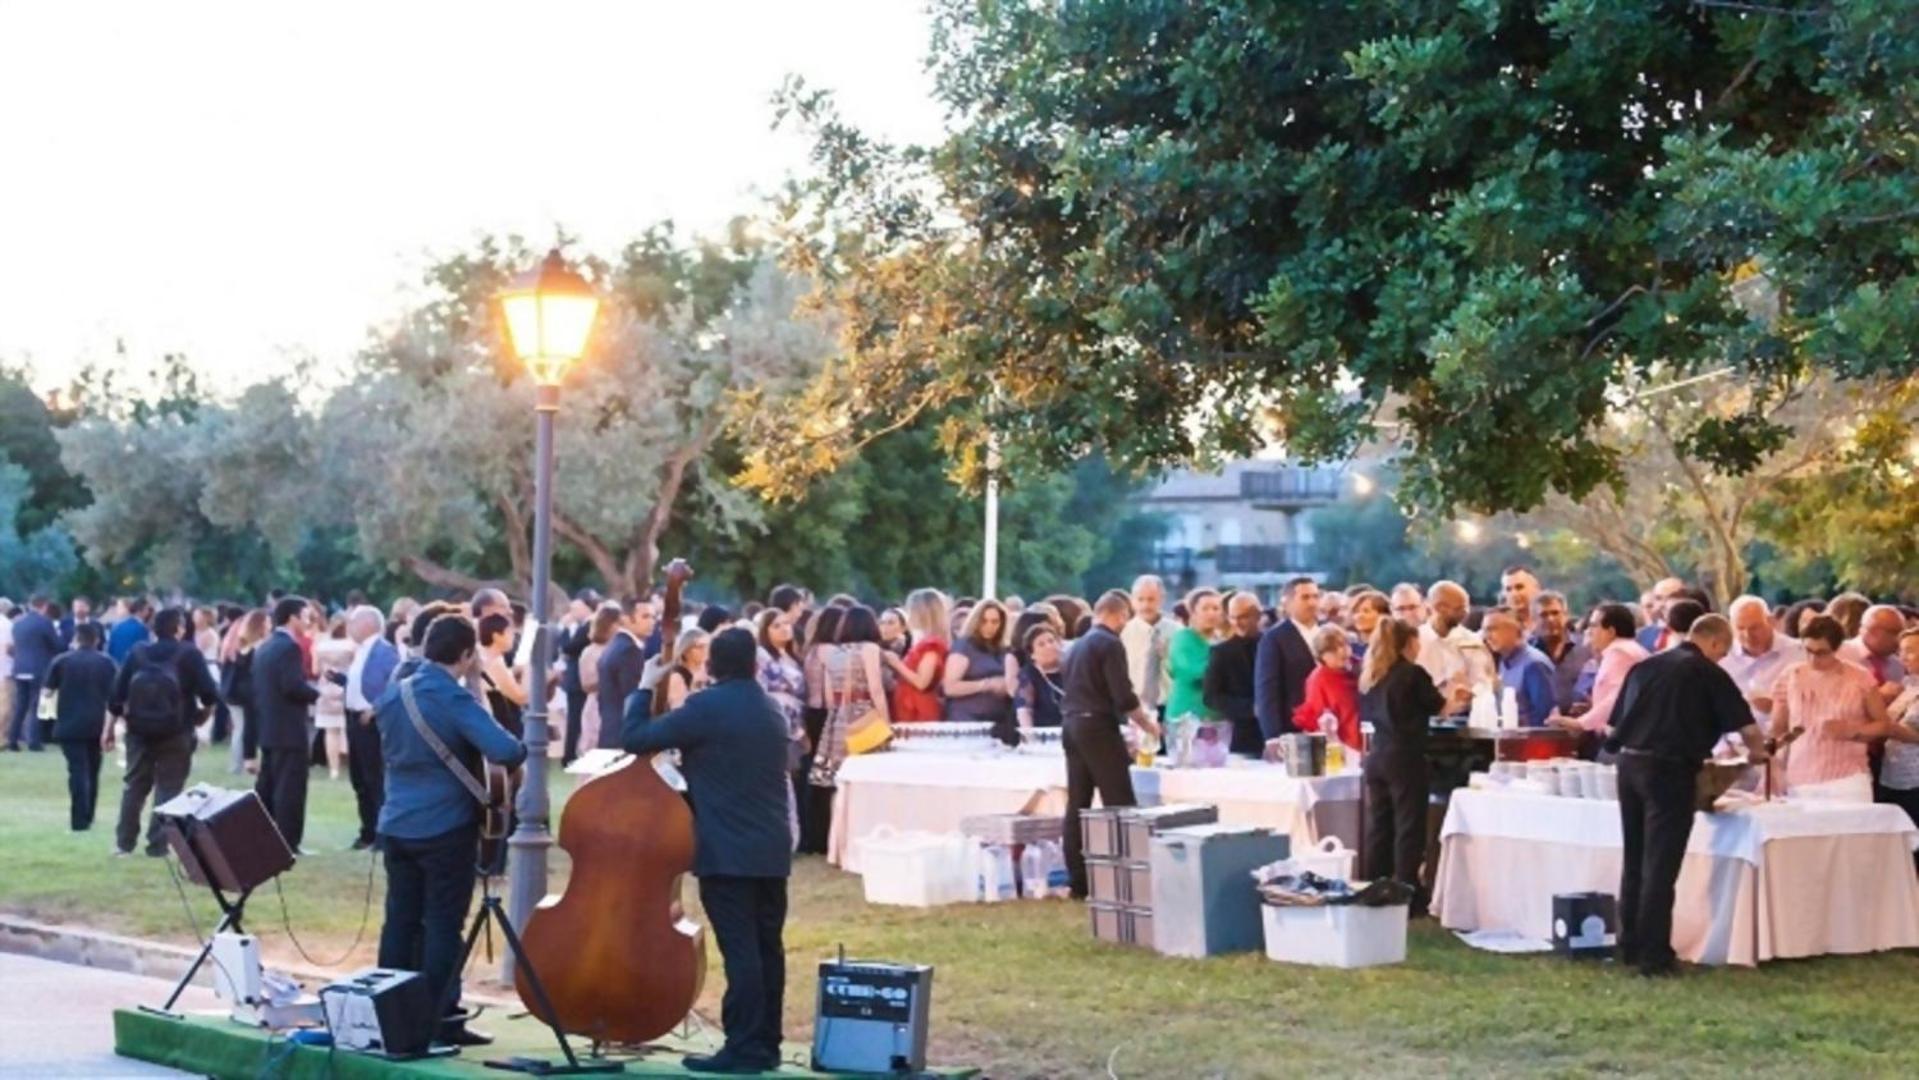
[768,0,1919,532]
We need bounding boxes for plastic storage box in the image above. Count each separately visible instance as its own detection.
[856,830,974,907]
[1149,824,1289,957]
[1261,902,1408,968]
[1119,803,1218,859]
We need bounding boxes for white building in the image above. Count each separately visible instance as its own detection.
[1137,459,1345,598]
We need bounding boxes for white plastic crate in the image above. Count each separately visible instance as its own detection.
[1261,902,1408,968]
[855,829,975,907]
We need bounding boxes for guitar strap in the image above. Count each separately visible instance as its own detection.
[399,674,489,805]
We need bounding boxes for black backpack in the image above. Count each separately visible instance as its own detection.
[124,649,184,738]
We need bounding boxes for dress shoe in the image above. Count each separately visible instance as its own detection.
[350,837,376,851]
[437,1023,494,1047]
[682,1050,776,1074]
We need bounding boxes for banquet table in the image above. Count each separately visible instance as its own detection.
[1431,788,1919,965]
[828,750,1362,873]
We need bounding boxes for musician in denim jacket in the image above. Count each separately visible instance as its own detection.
[373,614,526,1045]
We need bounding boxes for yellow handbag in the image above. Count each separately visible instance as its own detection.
[837,648,892,756]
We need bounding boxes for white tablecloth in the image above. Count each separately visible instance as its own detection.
[1432,789,1919,965]
[829,751,1361,873]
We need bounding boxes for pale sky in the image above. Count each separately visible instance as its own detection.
[0,0,947,394]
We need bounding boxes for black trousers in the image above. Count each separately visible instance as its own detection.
[1876,784,1919,875]
[117,730,195,854]
[1062,714,1137,899]
[378,823,479,1024]
[7,677,41,750]
[1363,750,1431,899]
[256,747,310,851]
[1618,753,1698,973]
[562,686,585,765]
[699,875,787,1066]
[345,710,384,845]
[60,739,104,830]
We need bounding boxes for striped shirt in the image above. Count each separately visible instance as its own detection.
[1777,661,1876,790]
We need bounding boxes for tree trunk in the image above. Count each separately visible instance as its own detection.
[401,554,515,597]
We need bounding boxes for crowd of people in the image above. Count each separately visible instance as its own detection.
[3,572,1916,971]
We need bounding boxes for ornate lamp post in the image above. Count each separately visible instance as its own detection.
[497,249,598,977]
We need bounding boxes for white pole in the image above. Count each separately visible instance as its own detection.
[982,433,1000,599]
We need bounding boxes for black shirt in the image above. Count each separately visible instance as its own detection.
[1203,634,1259,722]
[1060,625,1139,723]
[44,648,118,742]
[1358,660,1445,756]
[1603,642,1752,763]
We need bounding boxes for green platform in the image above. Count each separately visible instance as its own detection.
[113,1008,975,1079]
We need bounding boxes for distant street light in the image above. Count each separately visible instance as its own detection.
[498,249,599,979]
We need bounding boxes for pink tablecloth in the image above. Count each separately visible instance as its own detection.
[828,752,1361,873]
[1432,789,1919,965]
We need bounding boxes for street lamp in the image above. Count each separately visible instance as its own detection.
[498,249,599,978]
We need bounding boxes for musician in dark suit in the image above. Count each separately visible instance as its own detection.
[375,613,527,1045]
[7,595,64,751]
[595,599,655,751]
[624,628,791,1075]
[253,596,320,852]
[1254,576,1322,741]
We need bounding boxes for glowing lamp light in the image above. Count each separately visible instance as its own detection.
[1352,471,1377,496]
[499,249,599,387]
[1455,520,1484,545]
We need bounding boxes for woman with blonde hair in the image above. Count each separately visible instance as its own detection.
[1358,618,1455,909]
[886,588,950,723]
[312,613,356,780]
[656,628,711,716]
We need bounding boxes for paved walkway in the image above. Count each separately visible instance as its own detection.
[0,952,213,1077]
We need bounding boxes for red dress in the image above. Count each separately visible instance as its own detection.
[1294,665,1360,748]
[891,638,948,723]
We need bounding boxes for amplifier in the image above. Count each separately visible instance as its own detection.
[155,785,294,894]
[320,968,437,1057]
[811,960,933,1074]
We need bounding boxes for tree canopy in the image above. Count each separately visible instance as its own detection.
[762,0,1919,523]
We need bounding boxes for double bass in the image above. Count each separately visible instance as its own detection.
[515,559,704,1044]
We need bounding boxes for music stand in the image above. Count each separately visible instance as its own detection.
[145,786,296,1016]
[442,870,620,1076]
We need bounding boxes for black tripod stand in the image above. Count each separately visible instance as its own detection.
[443,874,620,1076]
[149,883,253,1015]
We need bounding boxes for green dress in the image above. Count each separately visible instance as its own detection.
[1164,627,1215,721]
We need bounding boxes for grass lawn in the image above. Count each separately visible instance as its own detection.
[4,747,1918,1078]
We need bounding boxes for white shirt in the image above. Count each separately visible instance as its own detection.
[1719,635,1806,726]
[0,612,12,678]
[345,635,377,712]
[1290,619,1320,652]
[1121,615,1174,710]
[1418,623,1492,694]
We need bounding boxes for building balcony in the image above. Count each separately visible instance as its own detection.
[1238,467,1342,506]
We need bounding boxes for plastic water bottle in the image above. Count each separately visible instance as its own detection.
[1044,841,1071,898]
[992,845,1018,902]
[972,840,994,903]
[1019,844,1046,899]
[1500,686,1520,730]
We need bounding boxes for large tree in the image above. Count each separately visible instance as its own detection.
[760,0,1919,519]
[321,227,835,600]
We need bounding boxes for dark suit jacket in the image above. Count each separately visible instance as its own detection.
[10,610,64,681]
[45,648,118,742]
[58,616,103,651]
[623,677,793,879]
[596,632,646,738]
[560,621,591,696]
[1253,620,1316,740]
[252,630,320,751]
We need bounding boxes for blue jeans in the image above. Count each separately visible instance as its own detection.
[377,822,480,1021]
[7,677,41,749]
